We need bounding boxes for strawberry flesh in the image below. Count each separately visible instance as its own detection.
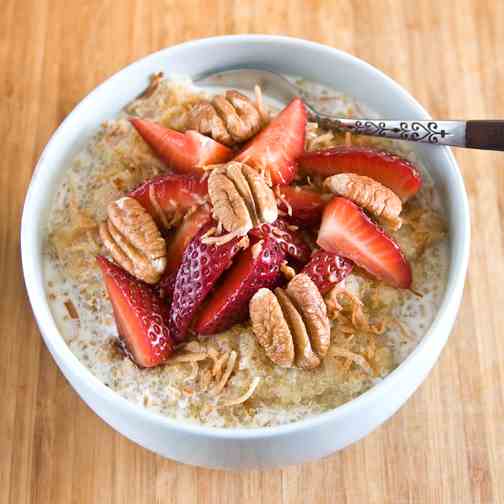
[168,223,245,341]
[302,250,353,294]
[129,173,208,228]
[164,205,212,275]
[234,98,307,185]
[317,197,412,289]
[158,206,212,303]
[195,237,286,335]
[96,256,173,368]
[277,185,326,226]
[250,219,311,264]
[130,117,233,176]
[157,271,177,304]
[299,146,422,201]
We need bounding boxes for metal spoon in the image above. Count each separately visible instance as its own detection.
[194,67,504,151]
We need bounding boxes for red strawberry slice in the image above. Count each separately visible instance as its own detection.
[195,237,286,335]
[299,146,422,201]
[164,205,212,276]
[157,271,177,304]
[234,98,307,185]
[130,117,233,176]
[317,197,412,289]
[302,250,353,294]
[129,173,208,228]
[96,256,173,368]
[277,185,327,226]
[157,206,212,302]
[250,219,311,264]
[169,223,245,341]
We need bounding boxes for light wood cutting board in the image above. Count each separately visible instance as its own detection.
[1,1,503,502]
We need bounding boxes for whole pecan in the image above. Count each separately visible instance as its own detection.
[249,288,295,368]
[208,162,278,235]
[99,197,167,284]
[249,273,330,369]
[188,90,263,146]
[324,173,403,230]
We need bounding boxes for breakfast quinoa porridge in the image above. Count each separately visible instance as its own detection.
[44,74,448,427]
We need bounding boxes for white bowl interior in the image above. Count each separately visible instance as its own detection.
[21,36,470,463]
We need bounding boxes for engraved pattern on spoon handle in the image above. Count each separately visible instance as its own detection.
[314,114,468,147]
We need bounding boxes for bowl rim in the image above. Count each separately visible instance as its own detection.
[21,34,470,439]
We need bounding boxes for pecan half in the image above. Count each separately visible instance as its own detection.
[275,288,320,369]
[249,288,295,367]
[241,164,278,224]
[208,169,253,235]
[187,100,232,146]
[188,90,263,146]
[224,162,259,225]
[286,273,330,358]
[99,197,167,284]
[208,162,277,234]
[249,273,331,369]
[324,173,402,230]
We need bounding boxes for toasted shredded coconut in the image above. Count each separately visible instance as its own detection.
[169,352,208,363]
[199,368,212,392]
[201,228,244,245]
[185,361,199,382]
[148,184,170,228]
[212,352,228,378]
[366,334,376,360]
[222,377,261,406]
[184,341,203,353]
[64,300,79,319]
[409,287,424,297]
[254,85,269,124]
[275,186,293,216]
[341,358,353,377]
[329,347,374,375]
[166,384,182,400]
[211,351,237,395]
[136,72,164,99]
[391,318,412,341]
[207,347,219,361]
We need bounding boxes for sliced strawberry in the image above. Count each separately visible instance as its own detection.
[157,206,212,304]
[164,205,212,276]
[277,185,327,226]
[250,219,311,264]
[96,256,173,368]
[234,98,307,185]
[169,223,245,341]
[299,146,422,201]
[195,237,286,335]
[317,197,412,289]
[130,117,233,176]
[129,173,208,228]
[302,250,353,294]
[157,271,177,304]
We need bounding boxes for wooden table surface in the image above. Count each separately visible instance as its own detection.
[2,1,504,502]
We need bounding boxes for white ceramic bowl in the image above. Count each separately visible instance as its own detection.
[21,35,470,469]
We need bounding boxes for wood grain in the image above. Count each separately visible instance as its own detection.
[1,0,503,502]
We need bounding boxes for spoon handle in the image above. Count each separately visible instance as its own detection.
[314,114,504,151]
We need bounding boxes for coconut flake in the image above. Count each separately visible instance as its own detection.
[222,377,261,407]
[211,351,237,395]
[329,347,373,375]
